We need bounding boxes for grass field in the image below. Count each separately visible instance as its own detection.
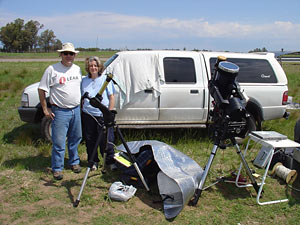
[0,51,117,59]
[0,54,300,224]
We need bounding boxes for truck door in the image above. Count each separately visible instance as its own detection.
[114,88,159,122]
[159,53,207,123]
[112,52,160,123]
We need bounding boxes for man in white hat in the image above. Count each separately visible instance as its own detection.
[38,42,82,180]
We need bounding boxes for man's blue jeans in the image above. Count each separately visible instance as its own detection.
[51,105,82,172]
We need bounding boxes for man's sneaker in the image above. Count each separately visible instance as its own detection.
[71,164,82,173]
[53,171,63,180]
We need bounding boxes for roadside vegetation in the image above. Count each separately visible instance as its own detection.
[0,51,117,59]
[0,54,300,224]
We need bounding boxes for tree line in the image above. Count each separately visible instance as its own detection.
[248,47,268,53]
[0,18,62,53]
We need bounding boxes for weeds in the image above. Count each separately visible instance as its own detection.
[0,59,300,224]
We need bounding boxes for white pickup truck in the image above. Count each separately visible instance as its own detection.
[18,50,289,141]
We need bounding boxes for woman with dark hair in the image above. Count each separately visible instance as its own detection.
[81,56,116,170]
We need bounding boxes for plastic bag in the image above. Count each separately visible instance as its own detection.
[108,181,137,201]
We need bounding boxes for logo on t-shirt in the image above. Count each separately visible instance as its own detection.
[59,76,66,84]
[58,75,80,85]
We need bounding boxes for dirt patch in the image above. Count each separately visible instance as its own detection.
[0,168,166,225]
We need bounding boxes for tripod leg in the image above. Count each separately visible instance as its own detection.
[74,167,91,207]
[231,138,260,194]
[190,144,219,206]
[101,128,109,174]
[116,126,150,191]
[74,131,102,207]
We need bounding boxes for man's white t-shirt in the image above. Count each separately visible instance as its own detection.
[39,62,82,108]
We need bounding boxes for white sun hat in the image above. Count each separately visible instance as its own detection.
[57,42,79,53]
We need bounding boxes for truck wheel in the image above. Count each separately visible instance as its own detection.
[41,116,52,142]
[247,114,257,134]
[294,118,300,143]
[236,114,257,144]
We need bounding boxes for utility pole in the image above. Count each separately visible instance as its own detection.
[96,36,99,49]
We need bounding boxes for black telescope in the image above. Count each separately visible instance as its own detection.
[208,57,248,138]
[190,56,261,206]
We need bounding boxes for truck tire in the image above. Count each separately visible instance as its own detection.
[247,114,257,134]
[41,116,52,142]
[235,114,257,144]
[294,118,300,143]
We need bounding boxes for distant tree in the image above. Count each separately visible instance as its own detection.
[86,47,100,51]
[0,18,62,52]
[51,39,62,51]
[23,20,44,52]
[0,18,24,52]
[262,47,268,52]
[0,18,44,52]
[38,29,56,52]
[77,47,100,52]
[249,47,268,53]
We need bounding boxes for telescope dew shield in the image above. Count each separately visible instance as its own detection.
[214,61,239,101]
[99,73,114,95]
[89,73,115,126]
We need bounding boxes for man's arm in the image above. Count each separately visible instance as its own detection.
[38,88,54,120]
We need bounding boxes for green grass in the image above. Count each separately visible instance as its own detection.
[0,51,117,59]
[282,62,300,103]
[280,54,300,58]
[0,58,300,224]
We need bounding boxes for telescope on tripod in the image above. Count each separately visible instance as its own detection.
[74,73,150,207]
[190,56,261,206]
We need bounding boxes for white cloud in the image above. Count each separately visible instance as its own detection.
[35,11,300,38]
[1,10,300,50]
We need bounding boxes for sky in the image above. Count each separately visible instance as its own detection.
[0,0,300,52]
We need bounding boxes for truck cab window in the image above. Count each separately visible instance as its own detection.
[163,57,196,83]
[209,58,277,83]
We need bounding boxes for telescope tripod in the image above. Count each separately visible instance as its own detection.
[74,93,150,207]
[190,132,261,206]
